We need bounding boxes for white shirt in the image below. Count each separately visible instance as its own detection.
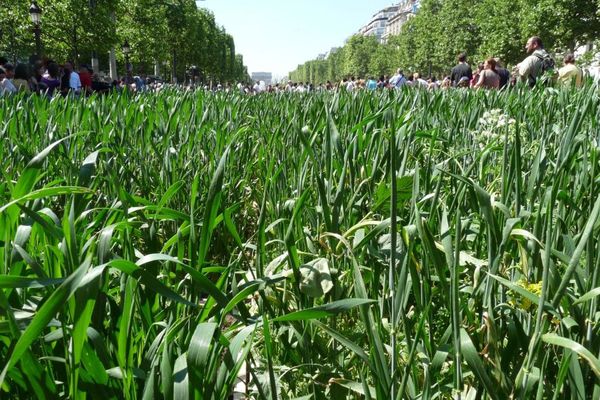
[1,78,17,93]
[69,71,81,91]
[588,66,600,83]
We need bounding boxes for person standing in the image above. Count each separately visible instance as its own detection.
[60,65,70,95]
[30,61,46,93]
[389,68,406,88]
[558,53,583,88]
[516,36,552,87]
[413,73,428,88]
[0,67,7,95]
[41,62,61,97]
[0,63,17,93]
[12,64,31,93]
[252,80,260,94]
[440,76,452,89]
[470,63,483,87]
[494,59,510,89]
[346,77,356,91]
[451,52,473,87]
[366,76,377,90]
[79,64,93,93]
[66,61,81,94]
[474,58,500,89]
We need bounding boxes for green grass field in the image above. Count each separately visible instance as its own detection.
[1,87,599,399]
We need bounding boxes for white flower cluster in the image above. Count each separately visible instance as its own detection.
[475,109,516,148]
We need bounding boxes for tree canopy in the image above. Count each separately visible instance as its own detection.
[0,0,250,83]
[290,0,600,83]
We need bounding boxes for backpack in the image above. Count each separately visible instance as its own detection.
[395,75,406,88]
[532,53,556,86]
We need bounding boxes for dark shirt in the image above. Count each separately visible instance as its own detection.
[451,63,473,86]
[60,71,71,95]
[497,67,510,89]
[41,77,60,96]
[92,80,111,93]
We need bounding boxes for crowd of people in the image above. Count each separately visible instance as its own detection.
[0,56,165,97]
[258,37,585,94]
[0,36,590,98]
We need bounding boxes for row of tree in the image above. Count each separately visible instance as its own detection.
[290,0,600,83]
[0,0,250,83]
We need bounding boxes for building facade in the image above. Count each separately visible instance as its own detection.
[382,0,420,43]
[251,72,272,85]
[358,5,402,43]
[357,1,420,43]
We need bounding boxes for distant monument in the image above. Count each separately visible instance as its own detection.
[251,72,272,85]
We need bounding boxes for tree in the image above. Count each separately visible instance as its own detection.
[0,0,249,83]
[289,0,600,80]
[518,0,600,52]
[434,0,480,74]
[0,0,118,64]
[474,0,524,66]
[369,43,396,78]
[0,2,31,63]
[343,35,378,78]
[327,47,344,82]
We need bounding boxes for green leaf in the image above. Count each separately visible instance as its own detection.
[542,334,600,380]
[0,276,63,289]
[312,320,371,365]
[331,378,376,398]
[173,354,189,400]
[198,147,230,269]
[187,323,218,374]
[78,150,100,187]
[0,260,90,387]
[299,258,333,298]
[109,259,196,308]
[0,186,93,214]
[488,273,554,311]
[12,135,73,202]
[574,287,600,305]
[460,328,502,400]
[272,298,375,322]
[552,195,600,307]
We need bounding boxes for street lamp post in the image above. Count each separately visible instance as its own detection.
[29,2,43,57]
[122,40,131,73]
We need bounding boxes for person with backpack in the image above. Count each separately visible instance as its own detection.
[516,36,554,87]
[389,68,407,89]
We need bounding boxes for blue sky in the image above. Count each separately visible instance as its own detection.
[198,0,396,78]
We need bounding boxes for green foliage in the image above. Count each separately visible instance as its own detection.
[0,2,39,63]
[1,86,600,399]
[291,0,600,80]
[0,0,249,83]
